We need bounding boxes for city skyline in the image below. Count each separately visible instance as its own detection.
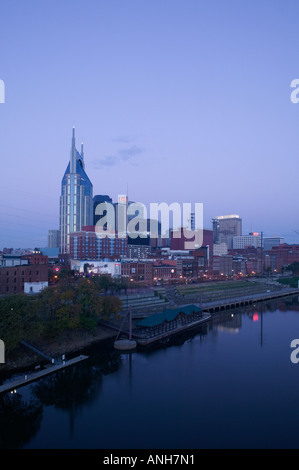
[1,0,299,248]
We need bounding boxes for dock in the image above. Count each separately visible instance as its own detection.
[0,354,89,395]
[201,288,299,313]
[136,312,211,346]
[100,289,299,347]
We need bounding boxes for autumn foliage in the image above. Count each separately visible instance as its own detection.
[0,276,122,351]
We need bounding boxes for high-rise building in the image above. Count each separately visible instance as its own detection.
[48,229,60,248]
[212,215,242,249]
[60,128,93,254]
[93,194,113,226]
[114,194,128,237]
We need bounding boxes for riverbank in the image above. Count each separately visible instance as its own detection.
[2,287,297,380]
[0,325,117,380]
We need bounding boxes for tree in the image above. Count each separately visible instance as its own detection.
[102,296,122,319]
[92,275,114,294]
[0,295,42,351]
[0,273,124,352]
[77,278,103,330]
[287,262,299,275]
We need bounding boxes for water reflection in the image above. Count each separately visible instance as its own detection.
[138,321,210,357]
[211,303,269,348]
[0,347,123,448]
[33,360,102,409]
[214,311,242,334]
[32,348,122,437]
[0,392,42,449]
[2,297,299,449]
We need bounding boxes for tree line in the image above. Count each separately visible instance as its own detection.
[0,275,124,352]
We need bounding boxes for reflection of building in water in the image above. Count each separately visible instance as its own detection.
[216,311,242,333]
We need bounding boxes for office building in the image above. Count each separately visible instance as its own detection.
[60,128,93,254]
[233,233,261,249]
[213,243,228,256]
[93,194,113,226]
[212,214,242,249]
[48,230,60,248]
[263,237,284,251]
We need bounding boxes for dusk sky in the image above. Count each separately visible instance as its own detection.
[1,0,299,248]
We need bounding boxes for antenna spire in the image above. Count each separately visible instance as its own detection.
[70,126,76,173]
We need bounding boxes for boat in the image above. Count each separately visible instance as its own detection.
[114,306,137,351]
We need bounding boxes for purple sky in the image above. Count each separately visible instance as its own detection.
[1,0,299,248]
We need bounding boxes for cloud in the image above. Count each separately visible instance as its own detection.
[112,136,134,144]
[93,156,118,169]
[93,145,144,169]
[118,145,143,160]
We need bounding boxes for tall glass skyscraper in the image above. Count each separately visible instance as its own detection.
[59,128,93,254]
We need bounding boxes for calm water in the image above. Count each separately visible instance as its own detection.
[2,296,299,449]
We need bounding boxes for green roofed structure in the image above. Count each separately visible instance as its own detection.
[136,305,202,328]
[135,304,211,346]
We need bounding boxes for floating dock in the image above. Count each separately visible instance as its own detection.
[0,354,89,395]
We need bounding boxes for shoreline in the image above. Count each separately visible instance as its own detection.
[1,289,297,381]
[0,325,117,381]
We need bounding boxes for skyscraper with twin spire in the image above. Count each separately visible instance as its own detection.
[59,128,93,254]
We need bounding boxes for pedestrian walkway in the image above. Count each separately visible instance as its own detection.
[0,354,89,394]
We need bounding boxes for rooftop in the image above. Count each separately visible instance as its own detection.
[136,304,202,328]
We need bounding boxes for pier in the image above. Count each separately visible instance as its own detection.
[0,354,89,395]
[101,288,299,347]
[200,288,299,313]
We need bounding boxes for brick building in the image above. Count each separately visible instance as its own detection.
[121,261,154,283]
[22,252,48,265]
[212,255,233,277]
[265,244,299,271]
[170,228,213,255]
[70,225,127,260]
[153,260,177,280]
[0,264,49,295]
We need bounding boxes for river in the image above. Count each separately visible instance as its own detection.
[1,296,299,449]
